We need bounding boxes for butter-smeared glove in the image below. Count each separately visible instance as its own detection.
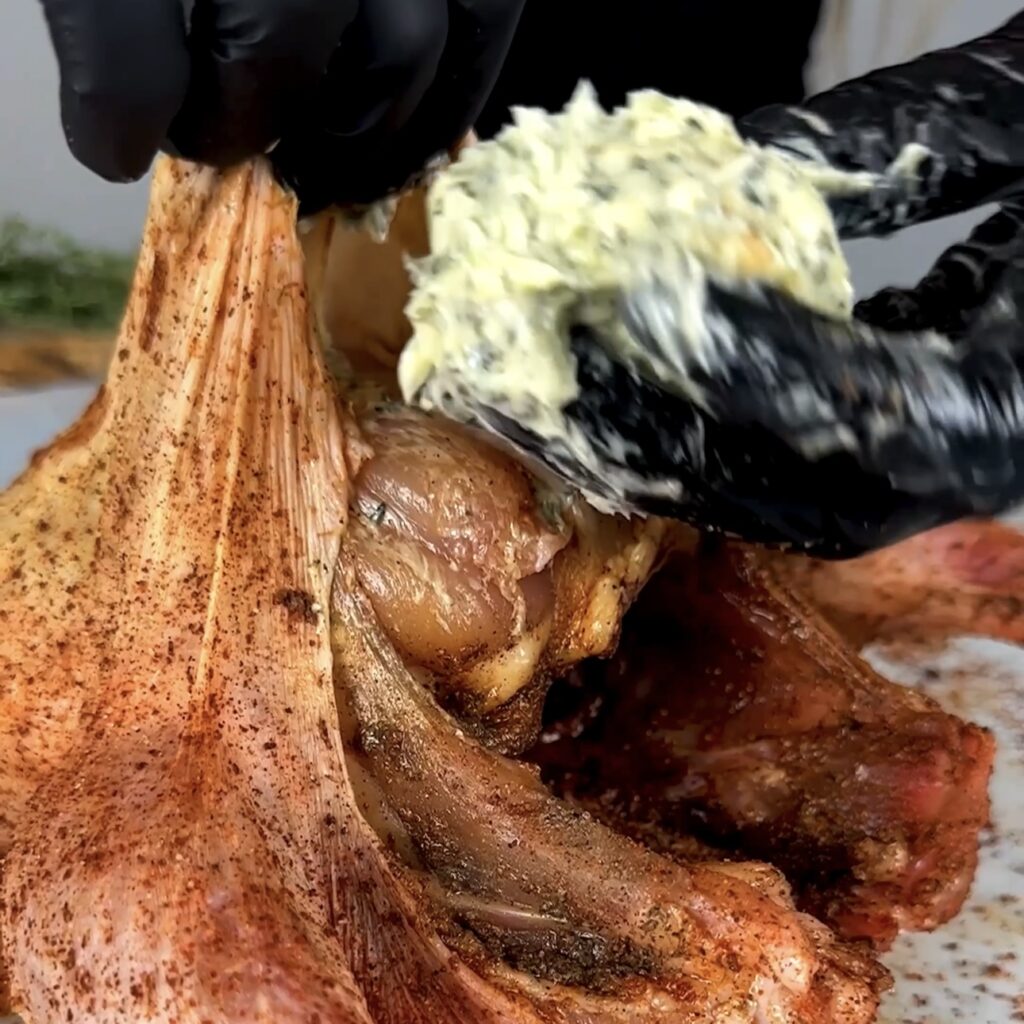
[40,0,524,208]
[491,197,1024,559]
[739,10,1024,238]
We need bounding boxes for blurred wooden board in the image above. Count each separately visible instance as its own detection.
[0,330,113,390]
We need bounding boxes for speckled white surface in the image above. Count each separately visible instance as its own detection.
[869,638,1024,1024]
[0,393,1022,1023]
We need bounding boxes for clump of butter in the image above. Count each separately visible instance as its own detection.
[399,83,858,445]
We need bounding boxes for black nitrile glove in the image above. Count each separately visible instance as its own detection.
[499,10,1024,559]
[40,0,525,209]
[739,10,1024,239]
[486,194,1024,559]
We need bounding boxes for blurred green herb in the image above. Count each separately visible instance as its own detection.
[0,218,134,332]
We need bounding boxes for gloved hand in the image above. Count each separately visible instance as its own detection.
[40,0,525,209]
[477,11,1024,559]
[552,194,1024,558]
[739,10,1024,239]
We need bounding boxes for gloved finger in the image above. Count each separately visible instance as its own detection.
[166,0,359,166]
[457,326,956,559]
[856,195,1024,337]
[739,11,1024,239]
[562,328,962,558]
[39,0,189,181]
[385,0,527,175]
[316,0,450,138]
[273,0,450,211]
[617,277,1024,552]
[275,0,526,211]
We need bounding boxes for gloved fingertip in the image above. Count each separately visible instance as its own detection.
[60,85,179,182]
[42,0,190,181]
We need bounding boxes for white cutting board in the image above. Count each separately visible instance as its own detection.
[1,388,1022,1023]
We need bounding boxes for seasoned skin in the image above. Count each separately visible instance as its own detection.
[533,542,994,948]
[0,160,534,1024]
[0,860,8,1018]
[771,520,1024,648]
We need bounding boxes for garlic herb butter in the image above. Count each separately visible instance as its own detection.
[399,83,867,492]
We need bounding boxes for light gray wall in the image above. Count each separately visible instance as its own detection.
[1,1,1022,290]
[0,3,151,252]
[811,0,1023,297]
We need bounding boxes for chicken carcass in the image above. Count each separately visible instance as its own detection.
[0,158,887,1023]
[533,541,994,949]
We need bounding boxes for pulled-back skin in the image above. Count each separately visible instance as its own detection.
[0,156,894,1023]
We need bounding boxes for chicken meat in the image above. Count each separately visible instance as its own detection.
[532,541,995,949]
